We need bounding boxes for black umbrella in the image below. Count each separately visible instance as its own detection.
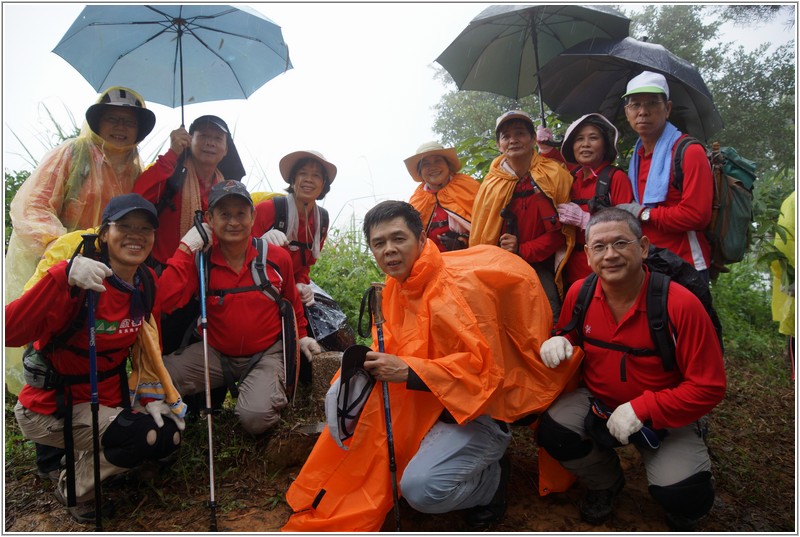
[435,4,630,126]
[537,37,724,142]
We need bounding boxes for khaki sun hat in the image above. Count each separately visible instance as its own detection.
[403,141,461,182]
[279,150,337,185]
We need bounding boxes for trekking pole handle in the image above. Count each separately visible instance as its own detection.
[370,282,386,328]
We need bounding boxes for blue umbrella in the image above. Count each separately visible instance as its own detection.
[53,4,292,123]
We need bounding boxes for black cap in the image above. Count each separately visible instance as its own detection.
[102,193,159,228]
[207,180,254,210]
[189,114,229,135]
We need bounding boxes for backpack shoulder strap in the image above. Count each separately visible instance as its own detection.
[251,237,282,302]
[588,166,615,213]
[672,136,703,192]
[646,271,677,372]
[136,265,157,319]
[273,196,288,233]
[319,206,329,238]
[155,160,187,214]
[558,273,598,344]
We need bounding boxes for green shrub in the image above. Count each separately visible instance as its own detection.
[310,217,383,345]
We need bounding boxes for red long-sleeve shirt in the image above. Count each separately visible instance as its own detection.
[557,268,726,430]
[252,198,327,285]
[504,173,565,264]
[7,261,159,415]
[134,150,219,265]
[159,240,307,356]
[632,137,713,270]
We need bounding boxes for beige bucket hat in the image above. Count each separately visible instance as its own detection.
[403,141,461,182]
[279,150,338,184]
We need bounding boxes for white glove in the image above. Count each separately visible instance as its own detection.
[540,336,574,368]
[606,402,643,445]
[617,202,645,219]
[536,125,555,154]
[262,229,288,247]
[180,223,212,253]
[139,400,186,431]
[557,203,591,229]
[300,336,322,361]
[296,283,316,306]
[67,255,112,292]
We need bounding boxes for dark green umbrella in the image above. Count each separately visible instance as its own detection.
[435,4,630,126]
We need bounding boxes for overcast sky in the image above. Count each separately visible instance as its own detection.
[2,3,795,229]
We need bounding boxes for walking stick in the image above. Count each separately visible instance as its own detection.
[81,233,103,532]
[193,210,217,531]
[369,282,401,532]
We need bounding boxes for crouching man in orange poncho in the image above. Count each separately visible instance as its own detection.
[282,200,582,532]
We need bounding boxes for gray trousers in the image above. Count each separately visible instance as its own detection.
[544,387,711,490]
[14,401,129,501]
[400,414,511,513]
[164,339,287,435]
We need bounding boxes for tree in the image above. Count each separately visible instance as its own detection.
[4,170,29,252]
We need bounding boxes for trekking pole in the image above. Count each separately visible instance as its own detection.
[370,282,401,532]
[193,210,217,532]
[81,233,103,532]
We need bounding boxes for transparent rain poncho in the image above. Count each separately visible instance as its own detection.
[4,86,150,393]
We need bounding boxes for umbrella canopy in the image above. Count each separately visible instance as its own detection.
[53,4,292,122]
[435,4,630,123]
[537,37,724,142]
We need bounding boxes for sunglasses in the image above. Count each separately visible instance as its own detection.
[590,397,662,450]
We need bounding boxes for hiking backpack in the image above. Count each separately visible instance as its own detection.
[570,165,619,214]
[559,246,724,374]
[270,195,330,267]
[673,138,758,279]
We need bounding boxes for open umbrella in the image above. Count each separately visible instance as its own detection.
[435,4,630,126]
[537,37,724,142]
[53,4,292,124]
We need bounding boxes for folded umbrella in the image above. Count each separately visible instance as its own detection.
[537,36,723,142]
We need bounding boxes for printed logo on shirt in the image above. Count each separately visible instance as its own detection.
[94,317,143,335]
[584,324,592,335]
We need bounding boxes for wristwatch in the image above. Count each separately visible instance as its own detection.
[640,208,652,222]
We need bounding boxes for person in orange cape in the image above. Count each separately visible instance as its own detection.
[282,201,582,532]
[469,110,575,320]
[405,141,479,251]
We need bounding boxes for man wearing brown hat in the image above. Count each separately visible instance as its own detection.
[470,110,575,319]
[159,181,321,435]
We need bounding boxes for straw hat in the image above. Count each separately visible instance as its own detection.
[403,141,461,182]
[279,150,337,184]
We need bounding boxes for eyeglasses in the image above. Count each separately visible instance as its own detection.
[108,221,155,235]
[102,116,138,128]
[587,239,638,256]
[624,100,665,113]
[590,398,662,450]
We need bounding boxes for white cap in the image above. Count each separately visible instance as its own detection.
[622,71,670,99]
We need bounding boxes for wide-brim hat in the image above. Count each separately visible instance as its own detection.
[85,86,156,143]
[561,113,620,164]
[279,150,337,185]
[495,109,534,136]
[207,179,254,210]
[403,141,461,182]
[189,115,246,182]
[329,344,375,447]
[102,193,159,228]
[622,71,670,99]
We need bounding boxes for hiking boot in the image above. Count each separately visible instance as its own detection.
[579,474,625,525]
[53,484,114,524]
[666,512,705,532]
[465,453,510,529]
[37,467,61,483]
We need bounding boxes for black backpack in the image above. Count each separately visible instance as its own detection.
[570,165,620,214]
[559,246,723,375]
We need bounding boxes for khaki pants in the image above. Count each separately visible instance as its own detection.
[164,339,287,435]
[15,401,128,501]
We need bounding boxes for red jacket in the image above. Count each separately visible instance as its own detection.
[632,137,713,270]
[252,198,326,285]
[7,261,159,415]
[159,240,307,356]
[563,164,634,290]
[134,150,219,265]
[557,268,726,430]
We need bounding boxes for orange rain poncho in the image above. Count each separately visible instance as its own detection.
[283,241,582,532]
[469,153,576,297]
[408,172,479,229]
[5,87,150,303]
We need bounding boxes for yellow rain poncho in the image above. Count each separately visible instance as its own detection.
[5,87,152,394]
[283,241,581,531]
[771,190,795,336]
